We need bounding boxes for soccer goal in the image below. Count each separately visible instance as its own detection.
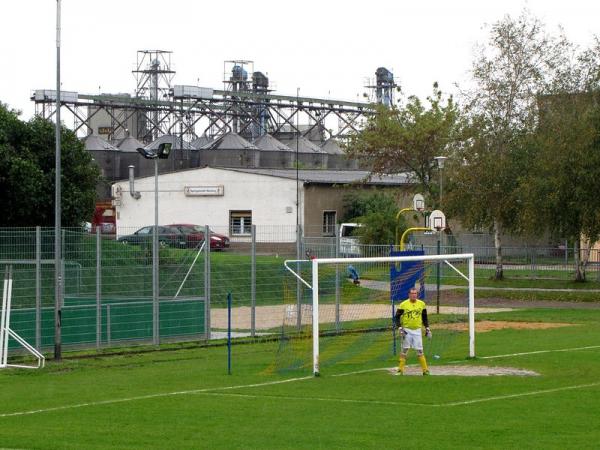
[0,266,45,369]
[282,253,475,376]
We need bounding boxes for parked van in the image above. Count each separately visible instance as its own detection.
[339,223,363,256]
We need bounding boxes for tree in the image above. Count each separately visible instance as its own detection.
[342,191,406,245]
[0,103,100,227]
[521,39,600,281]
[446,10,571,280]
[346,84,463,208]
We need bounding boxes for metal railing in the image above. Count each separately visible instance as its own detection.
[0,226,598,358]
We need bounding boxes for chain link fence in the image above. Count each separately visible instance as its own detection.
[1,226,598,357]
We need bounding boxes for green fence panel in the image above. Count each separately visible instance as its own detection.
[6,297,205,350]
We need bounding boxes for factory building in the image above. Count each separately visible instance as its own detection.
[111,167,414,243]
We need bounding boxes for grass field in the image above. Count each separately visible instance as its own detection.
[1,307,599,449]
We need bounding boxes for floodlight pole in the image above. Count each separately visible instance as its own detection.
[54,0,63,361]
[152,157,159,345]
[137,145,170,346]
[296,87,300,231]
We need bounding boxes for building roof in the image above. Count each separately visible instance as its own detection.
[200,132,258,150]
[221,168,413,185]
[320,138,345,155]
[82,135,118,151]
[190,134,213,149]
[282,136,327,154]
[146,135,194,151]
[253,134,293,152]
[115,136,146,152]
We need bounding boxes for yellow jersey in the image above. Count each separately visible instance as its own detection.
[398,299,427,330]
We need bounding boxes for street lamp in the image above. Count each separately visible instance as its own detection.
[434,156,448,205]
[136,142,172,345]
[433,156,447,315]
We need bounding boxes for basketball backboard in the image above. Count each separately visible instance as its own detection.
[413,194,425,212]
[428,209,446,231]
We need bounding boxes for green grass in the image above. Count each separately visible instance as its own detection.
[359,262,600,289]
[476,288,600,302]
[1,308,599,449]
[473,273,600,289]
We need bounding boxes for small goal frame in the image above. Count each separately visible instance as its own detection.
[1,266,45,369]
[285,253,475,376]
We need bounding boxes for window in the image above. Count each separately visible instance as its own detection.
[322,211,337,236]
[230,211,252,235]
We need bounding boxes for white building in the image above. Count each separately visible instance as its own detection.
[111,167,413,242]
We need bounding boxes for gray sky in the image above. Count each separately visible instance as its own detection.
[1,0,598,120]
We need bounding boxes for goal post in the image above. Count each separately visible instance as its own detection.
[285,253,475,376]
[1,266,45,369]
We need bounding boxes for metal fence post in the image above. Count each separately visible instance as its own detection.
[251,224,256,338]
[96,229,101,349]
[227,292,232,375]
[106,304,111,346]
[61,259,65,308]
[61,229,65,307]
[335,224,340,332]
[436,236,441,314]
[296,224,303,331]
[35,226,41,351]
[204,225,211,340]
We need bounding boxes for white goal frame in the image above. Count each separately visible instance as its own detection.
[1,267,45,369]
[285,253,475,376]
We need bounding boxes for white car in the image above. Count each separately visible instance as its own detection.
[339,223,363,256]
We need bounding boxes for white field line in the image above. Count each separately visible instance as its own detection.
[2,345,600,418]
[0,376,311,419]
[437,382,600,407]
[333,344,600,376]
[196,381,600,408]
[332,367,393,377]
[477,344,600,360]
[199,391,424,407]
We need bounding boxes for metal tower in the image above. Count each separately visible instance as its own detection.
[365,67,397,107]
[132,50,176,141]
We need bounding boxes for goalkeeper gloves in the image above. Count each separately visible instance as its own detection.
[399,327,407,337]
[425,327,432,339]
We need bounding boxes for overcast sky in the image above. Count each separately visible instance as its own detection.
[1,0,598,120]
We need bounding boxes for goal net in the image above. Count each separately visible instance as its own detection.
[276,253,475,376]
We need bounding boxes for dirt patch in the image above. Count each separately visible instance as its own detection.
[433,320,574,333]
[389,365,539,377]
[211,304,512,331]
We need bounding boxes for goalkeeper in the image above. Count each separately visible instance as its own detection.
[394,287,431,375]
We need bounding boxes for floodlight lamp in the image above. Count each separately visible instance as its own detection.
[157,142,172,159]
[136,147,157,159]
[434,156,448,169]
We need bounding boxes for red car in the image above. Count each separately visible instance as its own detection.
[168,224,230,250]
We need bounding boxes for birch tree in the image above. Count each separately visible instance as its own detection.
[452,10,571,279]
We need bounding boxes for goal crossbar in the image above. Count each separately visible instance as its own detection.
[285,254,475,376]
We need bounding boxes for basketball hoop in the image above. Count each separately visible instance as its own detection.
[413,194,425,212]
[428,210,446,232]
